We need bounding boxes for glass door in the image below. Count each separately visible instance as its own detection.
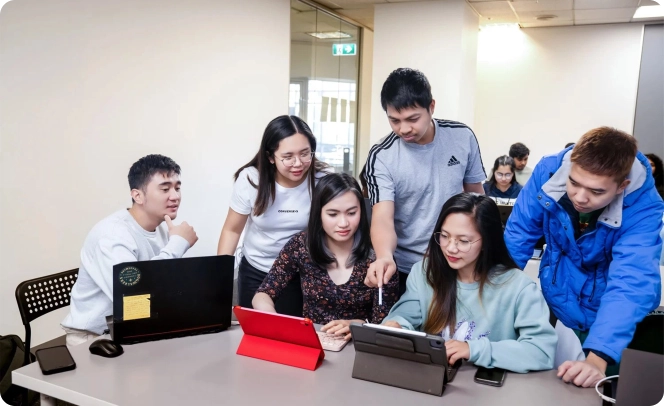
[290,0,360,175]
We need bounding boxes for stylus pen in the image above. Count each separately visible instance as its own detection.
[379,287,383,305]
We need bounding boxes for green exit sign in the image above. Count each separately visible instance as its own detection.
[332,43,356,56]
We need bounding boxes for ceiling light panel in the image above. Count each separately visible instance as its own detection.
[306,31,353,39]
[633,4,664,17]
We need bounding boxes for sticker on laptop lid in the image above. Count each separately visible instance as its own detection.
[119,266,141,286]
[123,294,150,320]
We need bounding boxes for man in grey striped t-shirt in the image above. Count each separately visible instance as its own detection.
[363,68,486,295]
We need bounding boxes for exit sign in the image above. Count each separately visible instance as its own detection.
[332,43,356,56]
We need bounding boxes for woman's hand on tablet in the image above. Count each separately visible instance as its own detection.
[445,339,470,365]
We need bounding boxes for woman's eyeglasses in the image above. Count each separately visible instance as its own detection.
[494,172,513,180]
[279,152,314,167]
[433,232,481,253]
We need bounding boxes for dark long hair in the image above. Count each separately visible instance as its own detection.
[645,153,663,190]
[486,155,517,187]
[422,193,517,336]
[234,115,327,216]
[307,173,372,269]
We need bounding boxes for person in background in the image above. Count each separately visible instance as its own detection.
[62,154,197,346]
[509,142,533,186]
[645,153,663,199]
[253,173,399,340]
[363,68,486,296]
[505,127,663,388]
[483,155,523,202]
[382,193,557,373]
[217,115,328,316]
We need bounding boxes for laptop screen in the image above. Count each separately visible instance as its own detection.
[111,255,235,342]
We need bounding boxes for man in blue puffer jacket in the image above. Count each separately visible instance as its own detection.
[505,127,663,388]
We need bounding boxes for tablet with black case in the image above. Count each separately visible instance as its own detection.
[350,323,460,396]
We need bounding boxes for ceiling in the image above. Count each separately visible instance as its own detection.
[304,0,664,29]
[292,1,362,42]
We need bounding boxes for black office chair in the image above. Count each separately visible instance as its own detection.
[14,269,78,367]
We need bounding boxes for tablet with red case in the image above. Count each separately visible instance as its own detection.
[233,306,325,370]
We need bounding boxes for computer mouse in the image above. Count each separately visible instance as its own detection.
[89,338,124,358]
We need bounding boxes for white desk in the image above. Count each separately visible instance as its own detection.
[13,327,599,406]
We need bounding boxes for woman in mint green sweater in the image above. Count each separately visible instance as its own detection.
[383,193,557,373]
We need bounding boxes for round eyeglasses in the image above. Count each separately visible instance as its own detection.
[494,172,513,180]
[433,232,481,253]
[279,152,314,167]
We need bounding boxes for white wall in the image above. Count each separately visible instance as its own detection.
[475,23,644,173]
[0,0,290,344]
[369,1,479,145]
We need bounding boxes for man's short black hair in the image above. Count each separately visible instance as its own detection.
[508,143,530,159]
[128,154,181,193]
[380,68,433,113]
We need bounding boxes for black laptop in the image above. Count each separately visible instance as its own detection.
[602,309,664,405]
[110,255,235,344]
[497,204,513,226]
[614,348,664,406]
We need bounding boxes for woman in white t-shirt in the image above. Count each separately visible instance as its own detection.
[217,115,328,316]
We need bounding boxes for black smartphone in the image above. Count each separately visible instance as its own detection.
[474,366,506,387]
[36,345,76,375]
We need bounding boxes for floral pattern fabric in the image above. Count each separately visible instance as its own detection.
[257,232,400,324]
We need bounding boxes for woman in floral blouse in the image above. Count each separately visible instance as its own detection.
[253,173,399,340]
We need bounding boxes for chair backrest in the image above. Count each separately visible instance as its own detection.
[15,268,79,326]
[15,268,79,368]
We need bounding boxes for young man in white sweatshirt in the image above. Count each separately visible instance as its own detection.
[61,154,198,346]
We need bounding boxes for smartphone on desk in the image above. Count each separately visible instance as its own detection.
[474,367,506,387]
[36,345,76,375]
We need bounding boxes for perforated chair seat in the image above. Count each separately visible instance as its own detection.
[15,268,78,366]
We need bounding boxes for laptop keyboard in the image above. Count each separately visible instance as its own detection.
[316,331,349,352]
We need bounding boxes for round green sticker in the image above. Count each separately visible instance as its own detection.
[119,266,141,286]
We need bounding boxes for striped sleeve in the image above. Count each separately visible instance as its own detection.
[436,119,486,184]
[364,133,399,206]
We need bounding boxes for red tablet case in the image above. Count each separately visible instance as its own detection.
[233,306,325,371]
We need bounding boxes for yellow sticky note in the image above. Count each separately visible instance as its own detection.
[123,294,151,321]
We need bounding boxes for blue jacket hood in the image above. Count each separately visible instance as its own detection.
[504,146,663,363]
[540,147,654,229]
